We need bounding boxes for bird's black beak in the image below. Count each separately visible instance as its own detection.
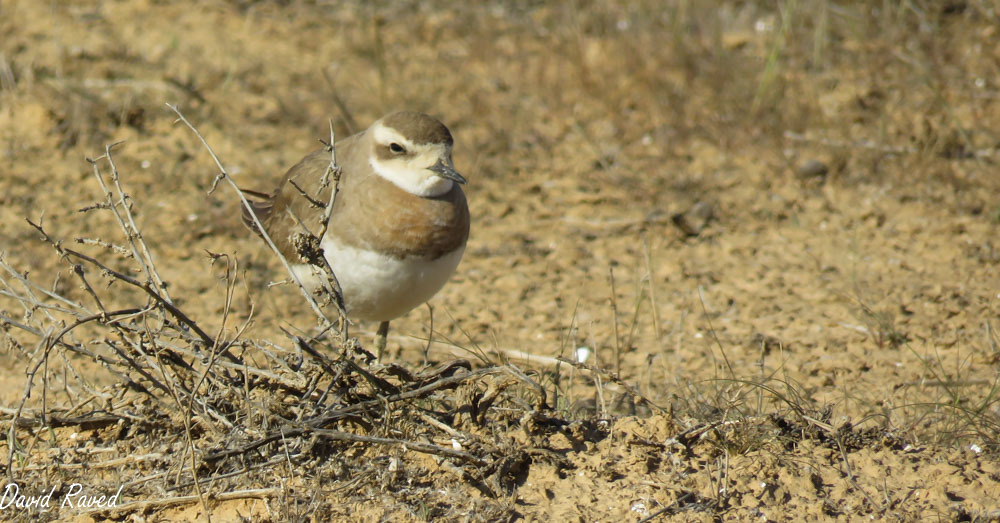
[428,158,466,184]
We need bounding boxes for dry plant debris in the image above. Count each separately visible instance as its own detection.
[0,148,566,521]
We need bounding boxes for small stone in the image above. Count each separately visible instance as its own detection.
[672,201,715,236]
[796,159,829,179]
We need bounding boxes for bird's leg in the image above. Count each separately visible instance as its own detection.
[375,321,390,360]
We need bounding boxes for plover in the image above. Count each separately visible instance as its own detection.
[243,111,469,358]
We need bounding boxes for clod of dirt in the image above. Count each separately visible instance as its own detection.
[796,159,829,179]
[672,201,715,236]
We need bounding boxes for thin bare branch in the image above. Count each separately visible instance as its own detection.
[166,103,339,329]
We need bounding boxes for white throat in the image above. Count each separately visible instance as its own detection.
[369,157,454,197]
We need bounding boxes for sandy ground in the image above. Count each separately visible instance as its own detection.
[1,0,999,521]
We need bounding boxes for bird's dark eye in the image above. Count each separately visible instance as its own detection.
[389,143,405,154]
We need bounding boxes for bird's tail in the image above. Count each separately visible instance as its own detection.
[239,188,274,234]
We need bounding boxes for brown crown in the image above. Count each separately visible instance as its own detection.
[380,112,453,146]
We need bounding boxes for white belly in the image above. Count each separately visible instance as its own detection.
[292,238,464,322]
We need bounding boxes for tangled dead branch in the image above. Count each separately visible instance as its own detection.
[0,141,585,520]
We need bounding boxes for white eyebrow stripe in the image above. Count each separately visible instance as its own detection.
[372,125,416,149]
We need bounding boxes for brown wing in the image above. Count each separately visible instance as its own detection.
[244,133,365,260]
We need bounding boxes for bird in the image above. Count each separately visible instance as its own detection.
[242,111,469,359]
